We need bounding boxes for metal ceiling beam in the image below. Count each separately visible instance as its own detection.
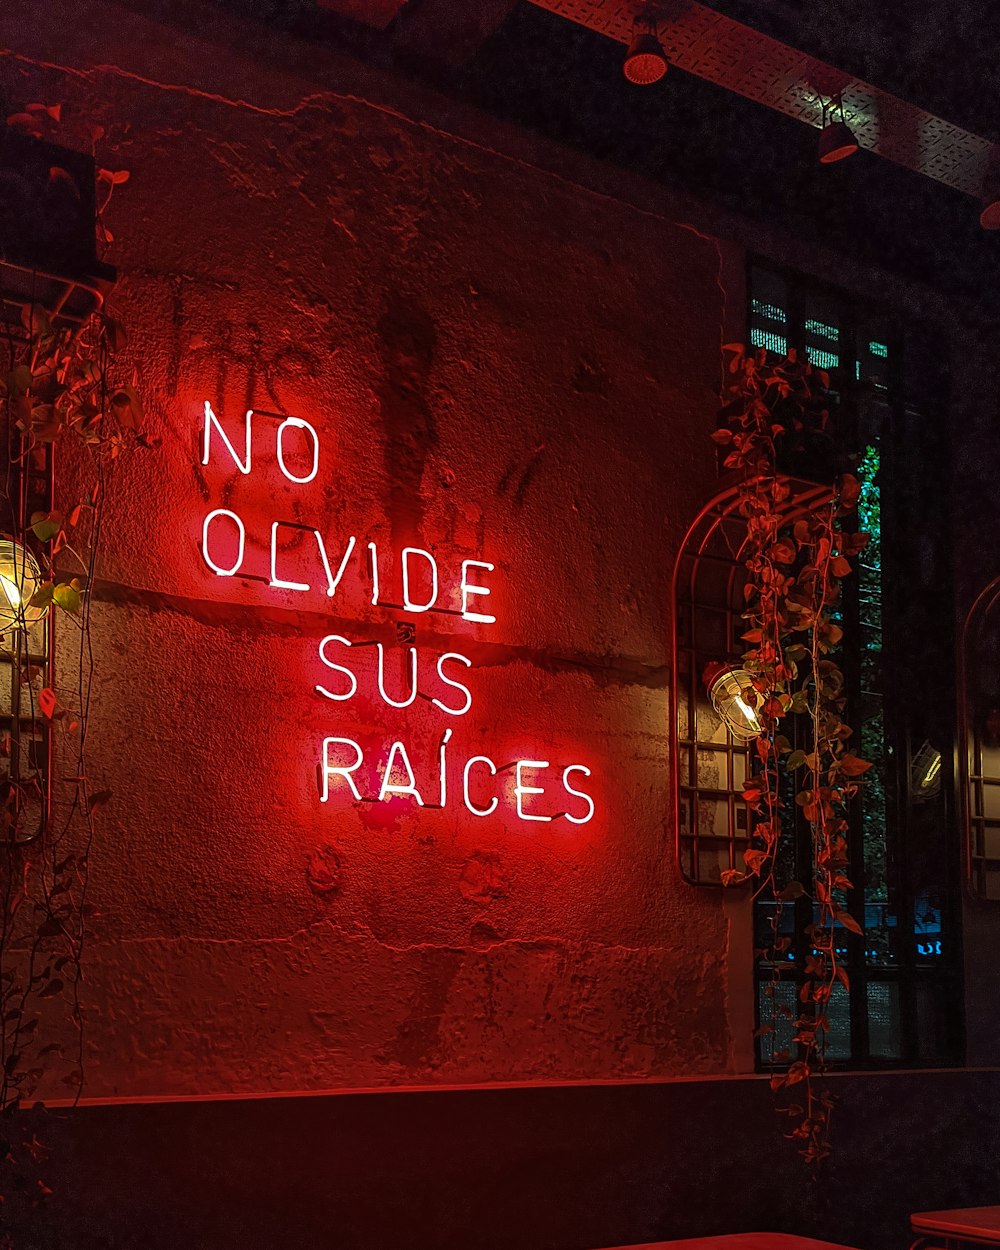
[528,0,999,201]
[392,0,521,66]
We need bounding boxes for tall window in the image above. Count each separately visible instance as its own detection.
[745,264,962,1068]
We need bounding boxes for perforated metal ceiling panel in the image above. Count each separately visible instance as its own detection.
[528,0,998,199]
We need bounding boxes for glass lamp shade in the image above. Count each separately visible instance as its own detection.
[709,666,764,740]
[623,28,668,84]
[0,540,48,632]
[818,120,859,164]
[911,740,942,800]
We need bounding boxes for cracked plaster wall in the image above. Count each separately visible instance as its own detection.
[0,2,741,1100]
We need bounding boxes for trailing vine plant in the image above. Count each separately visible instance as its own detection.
[710,344,871,1164]
[0,101,144,1208]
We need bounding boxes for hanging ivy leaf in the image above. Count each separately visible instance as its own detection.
[87,790,112,815]
[52,583,82,615]
[30,510,63,542]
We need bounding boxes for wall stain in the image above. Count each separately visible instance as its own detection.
[376,294,438,548]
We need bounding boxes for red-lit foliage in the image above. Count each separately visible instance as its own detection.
[712,344,871,1164]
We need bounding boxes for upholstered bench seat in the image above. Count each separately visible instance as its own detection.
[599,1236,863,1250]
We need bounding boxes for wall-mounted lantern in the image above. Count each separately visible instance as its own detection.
[707,664,764,741]
[0,537,51,842]
[0,134,114,843]
[0,539,48,633]
[672,476,833,885]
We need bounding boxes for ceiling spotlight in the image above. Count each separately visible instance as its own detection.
[979,182,1000,230]
[624,14,668,85]
[818,98,858,164]
[980,197,1000,229]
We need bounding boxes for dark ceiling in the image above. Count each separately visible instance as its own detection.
[701,0,1000,139]
[228,0,1000,316]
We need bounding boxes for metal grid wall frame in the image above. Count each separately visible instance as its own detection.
[959,577,1000,900]
[0,260,109,842]
[671,475,834,886]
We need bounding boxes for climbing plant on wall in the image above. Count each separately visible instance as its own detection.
[0,100,145,1204]
[710,343,871,1164]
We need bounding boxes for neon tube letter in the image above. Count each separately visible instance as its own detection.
[320,737,364,802]
[562,765,595,825]
[376,643,418,709]
[401,547,439,614]
[368,541,380,606]
[460,560,496,624]
[318,534,356,599]
[270,521,310,592]
[202,508,246,577]
[462,756,498,817]
[438,727,453,807]
[202,401,251,474]
[515,760,552,822]
[378,741,424,806]
[276,415,319,484]
[315,635,357,702]
[431,653,473,717]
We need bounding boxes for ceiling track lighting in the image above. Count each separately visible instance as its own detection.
[818,97,859,164]
[623,12,668,85]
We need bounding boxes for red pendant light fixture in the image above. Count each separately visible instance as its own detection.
[979,170,1000,228]
[980,196,1000,229]
[818,97,859,164]
[623,13,668,84]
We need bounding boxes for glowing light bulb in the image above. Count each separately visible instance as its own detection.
[0,540,47,633]
[708,666,764,741]
[0,574,22,609]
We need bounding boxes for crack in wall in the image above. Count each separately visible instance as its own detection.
[86,580,670,688]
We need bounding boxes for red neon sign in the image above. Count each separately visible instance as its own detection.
[197,402,596,826]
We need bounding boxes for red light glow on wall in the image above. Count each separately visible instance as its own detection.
[197,402,598,828]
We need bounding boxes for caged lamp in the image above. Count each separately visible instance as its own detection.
[0,538,48,635]
[708,664,764,741]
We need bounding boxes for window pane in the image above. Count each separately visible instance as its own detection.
[867,982,902,1059]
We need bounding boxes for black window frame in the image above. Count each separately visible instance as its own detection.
[743,258,964,1071]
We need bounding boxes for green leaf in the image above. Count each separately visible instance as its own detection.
[778,880,807,901]
[52,583,82,614]
[30,510,63,542]
[837,911,863,936]
[28,582,54,610]
[786,750,808,770]
[20,303,52,338]
[104,317,127,354]
[7,365,34,396]
[111,381,144,430]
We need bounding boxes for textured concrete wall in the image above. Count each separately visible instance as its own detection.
[0,1,739,1099]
